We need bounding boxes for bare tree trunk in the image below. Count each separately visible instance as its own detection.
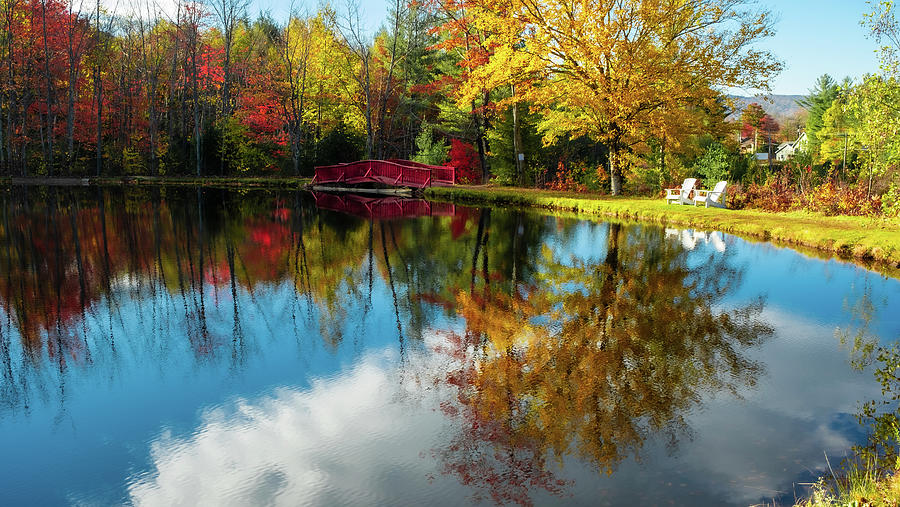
[138,8,161,175]
[279,12,311,175]
[477,91,492,181]
[66,69,75,164]
[375,0,404,159]
[2,0,14,173]
[211,0,248,174]
[94,0,102,175]
[65,1,87,167]
[40,0,56,174]
[4,6,13,172]
[610,142,622,196]
[332,1,375,160]
[188,19,201,175]
[363,61,373,159]
[0,5,6,172]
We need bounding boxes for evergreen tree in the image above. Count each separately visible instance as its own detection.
[412,122,449,165]
[797,74,841,157]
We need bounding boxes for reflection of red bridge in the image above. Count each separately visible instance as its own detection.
[312,192,456,220]
[312,159,455,189]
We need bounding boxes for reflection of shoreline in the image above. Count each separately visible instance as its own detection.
[0,186,478,418]
[312,191,457,220]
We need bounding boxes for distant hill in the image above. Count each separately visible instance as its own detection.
[727,94,806,120]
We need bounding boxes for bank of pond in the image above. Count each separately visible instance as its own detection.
[0,186,898,506]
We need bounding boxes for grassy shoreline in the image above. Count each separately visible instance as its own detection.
[2,175,312,189]
[424,185,900,269]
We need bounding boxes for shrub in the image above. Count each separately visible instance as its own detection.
[803,181,883,216]
[882,181,900,218]
[728,168,886,216]
[738,168,799,212]
[545,160,587,192]
[314,123,365,169]
[447,139,480,184]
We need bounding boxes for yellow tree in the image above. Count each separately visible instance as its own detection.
[273,13,361,173]
[454,0,781,194]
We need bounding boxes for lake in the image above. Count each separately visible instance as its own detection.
[0,186,898,506]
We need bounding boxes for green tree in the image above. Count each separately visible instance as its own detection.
[797,74,841,157]
[817,93,860,168]
[864,0,900,75]
[694,143,730,183]
[858,1,900,204]
[412,122,449,165]
[844,75,900,196]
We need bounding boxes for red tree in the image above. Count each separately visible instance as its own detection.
[446,139,479,183]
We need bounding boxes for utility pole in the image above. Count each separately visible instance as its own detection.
[842,133,848,178]
[511,83,523,185]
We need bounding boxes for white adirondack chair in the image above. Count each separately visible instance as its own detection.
[694,181,728,208]
[665,178,697,205]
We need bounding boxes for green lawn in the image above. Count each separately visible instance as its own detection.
[425,185,900,270]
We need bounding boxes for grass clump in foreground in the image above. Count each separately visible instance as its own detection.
[794,326,900,506]
[798,462,900,507]
[424,185,900,268]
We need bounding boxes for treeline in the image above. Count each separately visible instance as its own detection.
[2,0,898,213]
[0,0,435,176]
[0,0,781,191]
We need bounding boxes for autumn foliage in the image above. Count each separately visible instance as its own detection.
[446,139,479,183]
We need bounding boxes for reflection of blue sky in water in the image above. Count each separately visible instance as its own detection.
[1,214,899,506]
[0,277,436,506]
[126,346,463,506]
[124,309,871,506]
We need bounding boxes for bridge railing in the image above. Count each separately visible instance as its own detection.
[313,159,456,188]
[431,166,455,185]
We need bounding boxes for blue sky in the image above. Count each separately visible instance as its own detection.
[752,0,881,95]
[248,0,881,96]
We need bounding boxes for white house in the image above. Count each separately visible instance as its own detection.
[775,131,808,162]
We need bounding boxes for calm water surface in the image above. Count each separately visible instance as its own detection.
[0,187,898,506]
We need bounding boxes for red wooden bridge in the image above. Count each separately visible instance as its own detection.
[311,159,455,189]
[312,192,457,220]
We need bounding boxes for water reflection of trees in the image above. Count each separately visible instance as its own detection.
[433,222,774,505]
[0,188,774,506]
[0,187,507,410]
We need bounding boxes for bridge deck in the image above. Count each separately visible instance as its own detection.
[312,160,455,189]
